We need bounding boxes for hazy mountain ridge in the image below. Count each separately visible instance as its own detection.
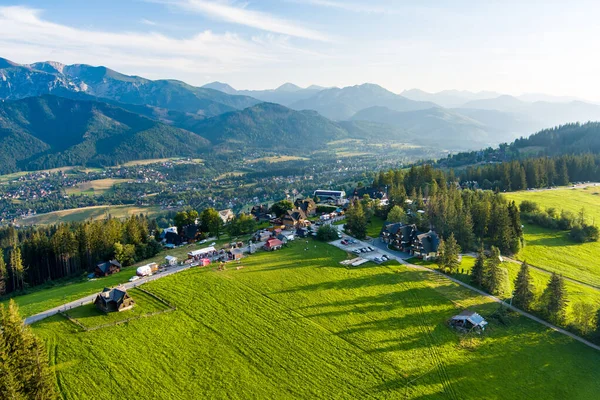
[202,81,323,106]
[0,57,260,118]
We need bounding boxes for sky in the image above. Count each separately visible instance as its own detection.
[1,0,599,100]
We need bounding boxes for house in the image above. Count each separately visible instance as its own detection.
[159,226,177,240]
[218,209,235,224]
[164,230,183,246]
[182,224,202,243]
[165,255,178,266]
[294,198,317,216]
[264,237,284,251]
[313,190,346,205]
[449,310,488,332]
[94,259,122,277]
[282,208,307,229]
[380,223,418,252]
[296,227,309,238]
[412,230,440,260]
[251,204,270,220]
[352,186,388,203]
[94,287,134,313]
[231,248,244,260]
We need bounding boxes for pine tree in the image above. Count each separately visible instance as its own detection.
[542,273,568,324]
[470,245,486,287]
[0,301,57,399]
[438,233,461,273]
[513,261,535,311]
[9,248,24,292]
[345,201,367,239]
[0,251,7,296]
[484,246,503,295]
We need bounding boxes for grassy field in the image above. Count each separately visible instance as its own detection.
[33,240,600,399]
[64,288,171,330]
[503,187,600,287]
[65,178,130,196]
[367,215,385,238]
[247,155,309,163]
[412,256,600,322]
[20,205,163,226]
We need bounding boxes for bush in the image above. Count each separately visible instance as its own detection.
[316,205,337,214]
[316,224,339,241]
[520,200,539,213]
[570,225,600,243]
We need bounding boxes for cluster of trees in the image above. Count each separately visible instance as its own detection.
[316,225,339,241]
[172,208,226,239]
[0,301,56,398]
[370,165,524,253]
[460,154,599,192]
[519,201,599,243]
[0,215,161,296]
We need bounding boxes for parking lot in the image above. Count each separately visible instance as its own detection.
[331,238,394,264]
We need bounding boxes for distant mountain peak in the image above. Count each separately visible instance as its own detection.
[0,57,20,69]
[202,81,237,94]
[29,61,66,74]
[275,83,302,92]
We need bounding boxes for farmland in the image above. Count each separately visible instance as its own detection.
[64,178,130,196]
[20,205,163,226]
[247,155,310,163]
[503,187,600,287]
[33,240,600,399]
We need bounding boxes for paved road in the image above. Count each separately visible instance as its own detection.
[330,236,600,352]
[24,262,195,325]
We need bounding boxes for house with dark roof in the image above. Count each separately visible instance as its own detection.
[94,287,134,313]
[380,223,418,252]
[412,230,440,260]
[282,208,307,229]
[94,260,122,277]
[352,186,387,202]
[294,198,317,216]
[251,204,271,221]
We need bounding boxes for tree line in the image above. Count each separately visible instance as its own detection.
[0,215,161,297]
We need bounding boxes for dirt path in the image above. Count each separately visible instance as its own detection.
[330,236,600,353]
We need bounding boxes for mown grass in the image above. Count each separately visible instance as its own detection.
[64,288,171,330]
[33,240,600,399]
[366,215,385,238]
[503,188,600,287]
[247,155,309,163]
[20,205,163,226]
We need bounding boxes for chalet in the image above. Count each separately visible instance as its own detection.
[94,287,134,313]
[94,259,122,277]
[412,230,440,260]
[294,198,317,216]
[264,237,284,251]
[251,204,270,221]
[218,209,235,224]
[282,208,307,230]
[182,224,201,243]
[380,223,418,252]
[449,310,488,332]
[164,230,182,246]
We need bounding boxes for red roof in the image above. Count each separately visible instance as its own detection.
[265,238,283,248]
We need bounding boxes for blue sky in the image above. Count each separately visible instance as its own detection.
[1,0,599,100]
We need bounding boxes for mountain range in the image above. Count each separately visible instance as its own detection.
[3,56,600,172]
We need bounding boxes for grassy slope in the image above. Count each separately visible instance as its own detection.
[504,188,600,287]
[367,215,385,238]
[34,241,600,399]
[415,256,600,321]
[65,178,129,196]
[4,236,251,318]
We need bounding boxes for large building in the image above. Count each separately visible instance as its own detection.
[313,190,346,204]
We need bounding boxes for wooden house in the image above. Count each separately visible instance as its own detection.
[264,237,284,251]
[94,287,134,313]
[94,259,122,277]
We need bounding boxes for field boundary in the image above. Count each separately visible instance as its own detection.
[61,288,176,332]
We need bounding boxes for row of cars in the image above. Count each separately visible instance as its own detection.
[352,246,376,255]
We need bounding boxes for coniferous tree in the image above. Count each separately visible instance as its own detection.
[484,246,503,295]
[513,261,535,311]
[471,245,486,287]
[345,201,367,239]
[10,248,24,292]
[542,273,568,324]
[0,251,7,296]
[438,233,461,273]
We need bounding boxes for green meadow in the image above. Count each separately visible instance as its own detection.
[33,240,600,399]
[504,187,600,287]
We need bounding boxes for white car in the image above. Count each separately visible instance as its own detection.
[129,276,140,282]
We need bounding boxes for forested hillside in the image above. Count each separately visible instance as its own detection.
[0,95,209,173]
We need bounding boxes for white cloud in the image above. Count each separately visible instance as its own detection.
[140,18,157,26]
[0,6,325,83]
[294,0,397,14]
[163,0,333,42]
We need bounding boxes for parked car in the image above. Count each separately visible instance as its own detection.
[352,249,361,255]
[129,276,140,282]
[341,239,349,245]
[367,246,375,252]
[381,255,389,261]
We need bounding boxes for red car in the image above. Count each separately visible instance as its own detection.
[340,239,349,245]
